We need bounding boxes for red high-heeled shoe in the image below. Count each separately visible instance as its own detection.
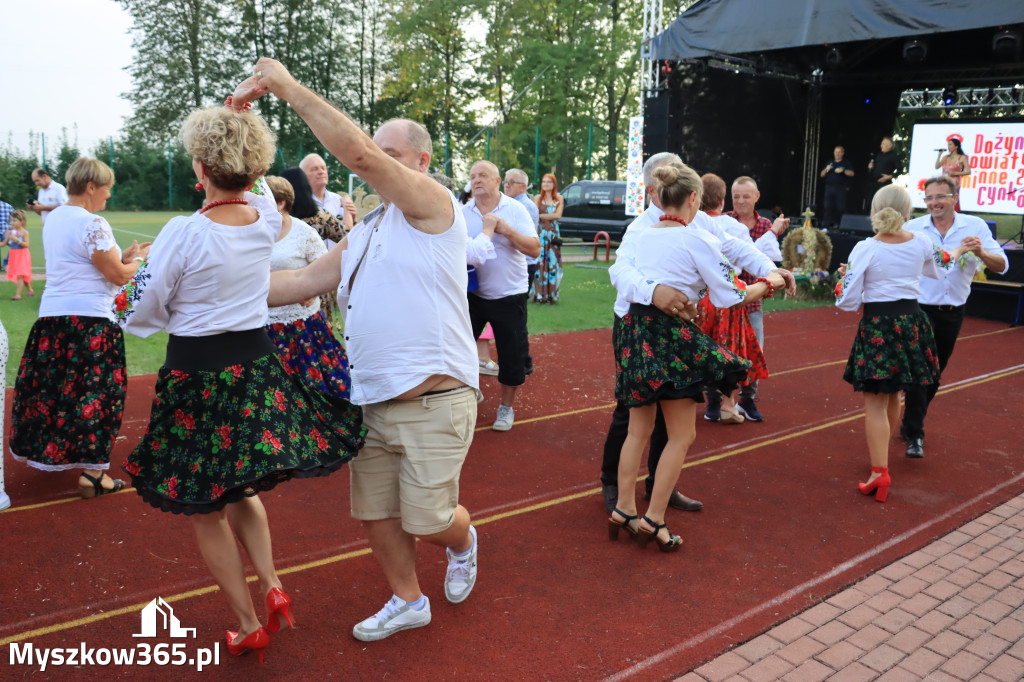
[858,466,891,502]
[225,627,270,664]
[266,587,296,633]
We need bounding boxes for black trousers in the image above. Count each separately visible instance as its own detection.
[902,304,965,439]
[599,317,668,494]
[823,185,847,227]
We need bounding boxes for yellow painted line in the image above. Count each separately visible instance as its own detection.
[474,402,614,432]
[2,365,1021,646]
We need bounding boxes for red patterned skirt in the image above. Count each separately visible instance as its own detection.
[696,297,768,387]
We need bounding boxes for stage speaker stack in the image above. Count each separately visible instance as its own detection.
[827,214,873,271]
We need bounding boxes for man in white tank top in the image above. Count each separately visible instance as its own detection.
[252,60,481,642]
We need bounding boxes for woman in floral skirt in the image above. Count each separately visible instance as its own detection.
[835,185,963,502]
[10,158,149,498]
[610,162,781,552]
[117,102,363,662]
[263,175,350,400]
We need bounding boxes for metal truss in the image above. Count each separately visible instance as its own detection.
[899,86,1024,110]
[641,0,664,101]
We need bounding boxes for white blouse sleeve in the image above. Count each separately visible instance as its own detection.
[918,233,948,280]
[754,231,782,262]
[835,240,871,312]
[299,221,328,264]
[466,233,496,267]
[609,228,658,306]
[82,216,118,256]
[114,217,188,337]
[246,177,283,239]
[692,235,748,308]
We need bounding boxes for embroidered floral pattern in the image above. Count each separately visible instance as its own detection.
[113,258,151,325]
[842,311,940,392]
[265,311,350,400]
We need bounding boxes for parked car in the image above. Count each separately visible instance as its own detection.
[556,180,634,242]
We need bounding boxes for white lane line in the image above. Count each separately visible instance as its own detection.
[602,472,1024,681]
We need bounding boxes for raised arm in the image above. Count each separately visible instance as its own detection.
[248,59,452,234]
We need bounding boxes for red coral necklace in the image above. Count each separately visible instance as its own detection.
[200,199,248,213]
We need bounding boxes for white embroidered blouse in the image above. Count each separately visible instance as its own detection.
[267,218,327,325]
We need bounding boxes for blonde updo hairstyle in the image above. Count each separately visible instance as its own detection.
[65,158,115,195]
[652,162,703,210]
[181,107,277,192]
[869,184,913,235]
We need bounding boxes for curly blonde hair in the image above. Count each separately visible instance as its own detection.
[652,162,703,210]
[870,184,912,235]
[181,107,276,191]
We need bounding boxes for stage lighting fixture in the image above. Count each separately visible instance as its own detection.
[825,47,842,67]
[902,39,927,64]
[992,29,1021,59]
[942,86,957,106]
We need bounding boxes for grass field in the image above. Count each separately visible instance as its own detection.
[22,205,1011,383]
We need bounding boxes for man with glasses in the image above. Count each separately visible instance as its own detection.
[503,169,539,375]
[901,175,1008,458]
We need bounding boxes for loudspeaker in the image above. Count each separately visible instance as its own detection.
[839,214,874,235]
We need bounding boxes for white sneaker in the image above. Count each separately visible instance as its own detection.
[479,360,499,376]
[445,525,478,604]
[492,405,514,431]
[352,595,431,642]
[0,491,10,512]
[476,389,484,403]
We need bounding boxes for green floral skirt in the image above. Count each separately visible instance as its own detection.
[842,300,941,393]
[616,304,751,407]
[123,339,364,515]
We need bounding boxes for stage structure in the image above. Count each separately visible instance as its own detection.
[643,0,1024,218]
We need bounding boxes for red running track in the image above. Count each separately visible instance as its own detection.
[1,307,1022,680]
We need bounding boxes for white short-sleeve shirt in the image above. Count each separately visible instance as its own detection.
[463,194,537,299]
[37,181,68,224]
[267,218,327,325]
[39,205,122,320]
[314,190,344,218]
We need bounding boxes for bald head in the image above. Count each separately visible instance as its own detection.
[374,119,432,173]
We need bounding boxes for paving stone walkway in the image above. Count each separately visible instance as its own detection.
[677,492,1024,681]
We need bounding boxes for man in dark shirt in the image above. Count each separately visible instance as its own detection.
[868,136,901,193]
[820,145,854,227]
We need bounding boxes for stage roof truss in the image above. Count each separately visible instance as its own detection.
[899,86,1024,110]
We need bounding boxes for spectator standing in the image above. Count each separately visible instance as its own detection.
[301,153,356,230]
[5,210,36,299]
[28,168,68,225]
[503,168,538,375]
[533,173,563,303]
[0,190,14,271]
[465,161,540,431]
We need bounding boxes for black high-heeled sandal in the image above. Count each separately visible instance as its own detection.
[636,515,682,553]
[79,472,126,499]
[608,508,639,541]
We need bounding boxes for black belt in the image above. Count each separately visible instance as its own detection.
[921,303,965,312]
[863,299,921,316]
[627,303,667,317]
[421,386,470,397]
[165,329,276,372]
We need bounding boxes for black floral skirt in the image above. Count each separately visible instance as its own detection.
[265,311,350,401]
[123,332,365,515]
[843,301,941,393]
[615,304,751,407]
[10,316,126,471]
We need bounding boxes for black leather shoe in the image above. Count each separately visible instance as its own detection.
[906,437,924,458]
[602,484,617,514]
[644,489,704,511]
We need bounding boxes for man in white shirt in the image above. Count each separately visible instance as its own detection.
[253,60,480,643]
[28,169,68,225]
[901,175,1008,458]
[503,168,539,375]
[601,153,795,514]
[300,153,356,229]
[463,161,540,431]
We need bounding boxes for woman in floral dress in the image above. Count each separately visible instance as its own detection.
[10,158,149,498]
[610,162,781,552]
[533,173,563,303]
[117,103,363,662]
[835,185,962,502]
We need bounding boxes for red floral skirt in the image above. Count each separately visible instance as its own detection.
[265,311,350,401]
[696,297,768,387]
[10,316,126,470]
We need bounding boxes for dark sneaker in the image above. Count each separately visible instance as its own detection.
[736,399,763,422]
[704,401,721,421]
